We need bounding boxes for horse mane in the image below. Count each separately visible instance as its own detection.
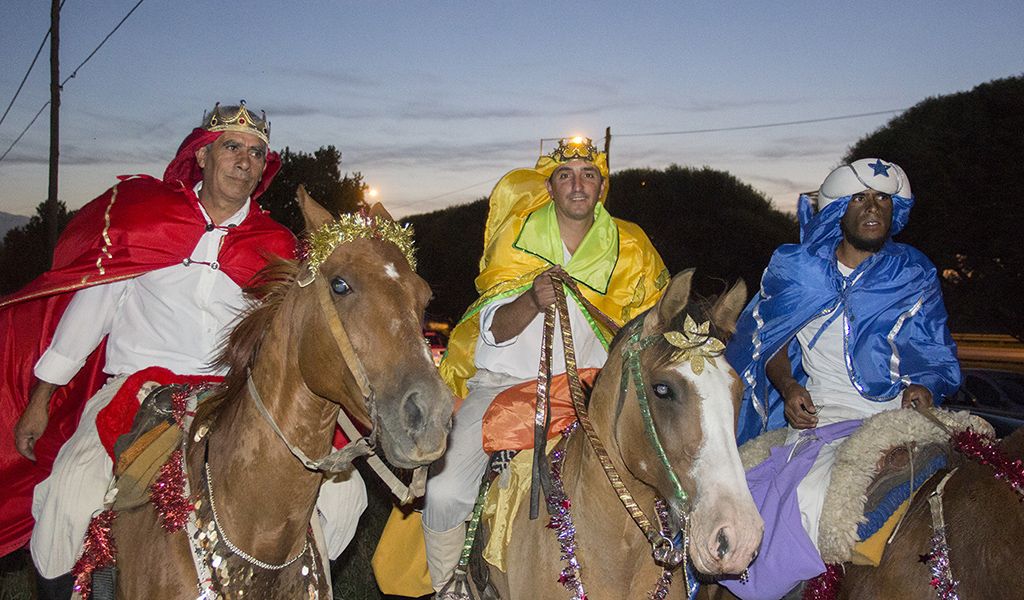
[196,257,300,426]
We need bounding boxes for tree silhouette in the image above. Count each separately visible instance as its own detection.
[404,165,796,324]
[259,145,367,235]
[607,165,796,298]
[0,201,74,295]
[844,76,1024,339]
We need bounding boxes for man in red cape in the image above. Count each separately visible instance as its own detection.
[0,102,295,596]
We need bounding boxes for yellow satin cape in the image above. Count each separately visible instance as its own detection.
[439,153,668,399]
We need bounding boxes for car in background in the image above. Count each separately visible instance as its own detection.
[424,330,448,367]
[944,368,1024,438]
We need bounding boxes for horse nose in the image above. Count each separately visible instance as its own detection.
[716,527,731,560]
[402,390,426,432]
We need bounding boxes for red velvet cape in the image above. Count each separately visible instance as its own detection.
[0,129,295,557]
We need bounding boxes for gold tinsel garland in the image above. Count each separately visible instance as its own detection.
[304,213,417,272]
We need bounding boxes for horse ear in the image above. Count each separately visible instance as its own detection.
[650,269,694,331]
[297,184,334,232]
[368,202,395,223]
[710,279,748,337]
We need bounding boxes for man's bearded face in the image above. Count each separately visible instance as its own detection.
[546,159,604,223]
[840,189,893,253]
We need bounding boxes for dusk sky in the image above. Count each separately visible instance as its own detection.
[0,1,1020,218]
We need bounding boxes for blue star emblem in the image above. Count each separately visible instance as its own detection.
[868,160,891,177]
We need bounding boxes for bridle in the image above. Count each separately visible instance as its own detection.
[246,259,426,501]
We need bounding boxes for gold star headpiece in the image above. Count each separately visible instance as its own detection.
[202,100,270,145]
[549,136,600,163]
[302,213,417,281]
[662,316,726,376]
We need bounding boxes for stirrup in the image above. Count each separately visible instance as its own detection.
[437,566,482,600]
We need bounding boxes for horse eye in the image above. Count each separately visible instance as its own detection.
[330,276,352,295]
[652,382,673,400]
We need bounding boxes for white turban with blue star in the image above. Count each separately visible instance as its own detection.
[818,158,911,210]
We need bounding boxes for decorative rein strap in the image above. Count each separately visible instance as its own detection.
[541,273,685,561]
[924,468,961,600]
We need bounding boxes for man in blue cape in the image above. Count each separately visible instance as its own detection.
[722,158,961,598]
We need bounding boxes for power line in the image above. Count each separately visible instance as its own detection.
[61,0,145,86]
[423,108,907,206]
[0,0,66,128]
[0,102,50,163]
[611,108,906,138]
[0,0,145,166]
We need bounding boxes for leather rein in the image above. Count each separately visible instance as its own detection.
[537,273,689,567]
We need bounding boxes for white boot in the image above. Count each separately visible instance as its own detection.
[423,522,466,592]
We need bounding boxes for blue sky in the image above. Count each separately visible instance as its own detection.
[0,1,1021,218]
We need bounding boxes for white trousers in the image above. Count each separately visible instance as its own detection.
[30,376,367,576]
[422,369,524,532]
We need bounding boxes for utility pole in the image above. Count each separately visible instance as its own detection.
[603,126,611,171]
[46,0,60,255]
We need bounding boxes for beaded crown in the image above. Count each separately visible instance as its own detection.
[201,100,270,145]
[549,136,600,163]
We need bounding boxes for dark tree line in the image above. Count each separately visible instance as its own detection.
[0,201,74,295]
[844,75,1024,339]
[404,165,797,324]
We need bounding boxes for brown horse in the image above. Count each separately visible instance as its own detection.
[837,425,1024,599]
[704,426,1024,600]
[486,270,764,599]
[104,189,454,598]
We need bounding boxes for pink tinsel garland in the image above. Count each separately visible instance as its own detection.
[951,428,1024,499]
[150,448,192,532]
[71,509,117,600]
[802,563,842,600]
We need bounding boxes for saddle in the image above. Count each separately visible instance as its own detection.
[739,408,993,565]
[109,382,215,513]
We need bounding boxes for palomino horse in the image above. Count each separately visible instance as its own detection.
[837,425,1024,599]
[99,188,453,598]
[486,270,764,599]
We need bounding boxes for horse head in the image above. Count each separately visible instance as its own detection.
[601,269,763,576]
[286,187,453,469]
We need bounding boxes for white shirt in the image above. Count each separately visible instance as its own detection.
[474,244,608,380]
[794,261,900,424]
[34,189,252,384]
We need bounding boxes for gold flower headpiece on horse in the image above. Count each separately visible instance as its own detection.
[302,213,417,281]
[663,315,726,375]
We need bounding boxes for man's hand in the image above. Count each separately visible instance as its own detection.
[781,381,819,429]
[490,266,567,343]
[529,266,565,310]
[14,381,57,461]
[901,384,933,409]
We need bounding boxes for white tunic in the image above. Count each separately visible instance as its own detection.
[34,191,250,384]
[786,261,900,548]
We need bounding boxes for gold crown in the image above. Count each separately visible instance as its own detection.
[201,101,270,144]
[549,136,599,163]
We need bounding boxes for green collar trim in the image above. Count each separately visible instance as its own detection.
[512,202,619,294]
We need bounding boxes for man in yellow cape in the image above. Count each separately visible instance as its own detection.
[373,137,668,595]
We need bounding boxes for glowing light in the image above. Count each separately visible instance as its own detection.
[570,136,584,144]
[367,187,380,198]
